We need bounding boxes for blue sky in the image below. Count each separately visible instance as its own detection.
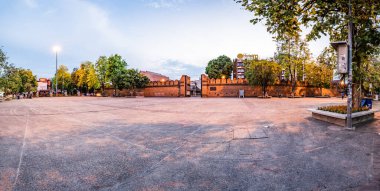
[0,0,329,80]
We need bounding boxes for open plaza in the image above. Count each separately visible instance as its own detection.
[1,97,379,190]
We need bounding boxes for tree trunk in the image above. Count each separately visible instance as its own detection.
[101,82,105,96]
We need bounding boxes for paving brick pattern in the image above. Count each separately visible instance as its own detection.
[0,97,379,190]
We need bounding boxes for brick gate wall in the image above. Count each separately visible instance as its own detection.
[144,75,190,97]
[201,74,339,97]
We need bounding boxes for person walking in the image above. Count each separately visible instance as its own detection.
[341,92,345,100]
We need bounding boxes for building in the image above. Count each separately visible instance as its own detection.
[190,80,201,96]
[233,54,258,79]
[140,71,170,82]
[37,78,51,97]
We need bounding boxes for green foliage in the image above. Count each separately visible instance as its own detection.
[236,0,380,102]
[275,37,311,92]
[205,55,233,79]
[317,47,337,67]
[107,54,128,94]
[0,48,37,95]
[52,65,72,93]
[245,59,281,96]
[95,56,109,94]
[362,58,380,94]
[86,64,100,90]
[125,69,150,90]
[18,69,37,93]
[305,62,333,91]
[71,61,99,93]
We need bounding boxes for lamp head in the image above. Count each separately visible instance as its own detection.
[52,45,61,53]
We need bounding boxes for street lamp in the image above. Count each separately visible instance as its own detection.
[52,45,61,96]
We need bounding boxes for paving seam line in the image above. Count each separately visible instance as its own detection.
[12,100,30,189]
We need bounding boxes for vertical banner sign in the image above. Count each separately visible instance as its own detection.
[338,45,348,74]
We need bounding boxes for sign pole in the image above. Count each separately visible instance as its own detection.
[347,0,353,129]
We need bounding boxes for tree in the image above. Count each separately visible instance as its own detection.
[95,56,109,95]
[86,63,100,91]
[18,69,37,93]
[205,55,233,79]
[0,48,8,93]
[72,61,99,94]
[0,47,36,96]
[275,37,312,95]
[362,57,380,95]
[245,59,281,97]
[52,65,72,94]
[305,63,333,96]
[107,54,128,96]
[125,69,150,95]
[3,65,22,95]
[235,0,380,106]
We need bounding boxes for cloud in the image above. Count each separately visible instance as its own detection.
[24,0,38,8]
[151,59,204,80]
[145,0,185,9]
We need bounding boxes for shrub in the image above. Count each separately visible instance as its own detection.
[318,105,369,114]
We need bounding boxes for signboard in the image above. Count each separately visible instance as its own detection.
[331,41,348,74]
[332,69,341,81]
[37,82,48,91]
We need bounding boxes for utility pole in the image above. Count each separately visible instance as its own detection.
[347,0,353,129]
[55,51,58,97]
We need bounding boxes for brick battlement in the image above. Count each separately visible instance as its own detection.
[147,80,180,87]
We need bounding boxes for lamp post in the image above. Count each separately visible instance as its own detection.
[52,46,61,96]
[347,0,353,129]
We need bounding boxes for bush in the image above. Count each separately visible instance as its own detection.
[318,105,369,114]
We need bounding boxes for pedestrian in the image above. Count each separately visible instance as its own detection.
[341,92,345,100]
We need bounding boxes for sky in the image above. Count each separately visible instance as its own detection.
[0,0,330,80]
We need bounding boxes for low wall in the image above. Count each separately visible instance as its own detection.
[103,89,144,97]
[201,74,339,97]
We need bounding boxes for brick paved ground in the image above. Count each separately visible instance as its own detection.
[0,97,379,190]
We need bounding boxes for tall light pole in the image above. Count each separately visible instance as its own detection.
[52,46,61,96]
[347,0,353,129]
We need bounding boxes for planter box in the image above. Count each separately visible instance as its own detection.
[308,108,378,126]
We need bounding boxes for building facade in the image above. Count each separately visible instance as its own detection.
[233,54,258,79]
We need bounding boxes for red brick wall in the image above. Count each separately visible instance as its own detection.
[144,75,191,97]
[201,74,339,97]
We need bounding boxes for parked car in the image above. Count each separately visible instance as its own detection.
[0,92,4,101]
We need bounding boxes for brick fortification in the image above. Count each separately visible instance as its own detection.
[144,75,190,97]
[201,74,339,97]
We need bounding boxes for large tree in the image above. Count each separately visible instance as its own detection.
[305,63,334,96]
[18,69,37,93]
[0,48,37,95]
[52,65,72,94]
[86,63,100,91]
[0,48,8,93]
[245,59,281,97]
[275,37,311,95]
[107,54,128,96]
[236,0,380,106]
[72,61,99,94]
[205,55,233,79]
[95,56,109,95]
[125,69,150,95]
